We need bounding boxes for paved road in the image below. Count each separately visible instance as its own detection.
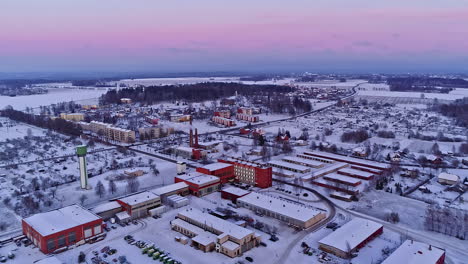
[272,179,336,264]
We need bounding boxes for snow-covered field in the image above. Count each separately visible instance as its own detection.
[356,90,466,101]
[0,88,107,111]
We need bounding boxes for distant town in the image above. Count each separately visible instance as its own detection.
[0,73,467,264]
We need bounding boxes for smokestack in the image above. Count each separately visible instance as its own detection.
[195,128,199,147]
[189,129,193,147]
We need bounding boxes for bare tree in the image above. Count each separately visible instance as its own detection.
[126,177,140,193]
[108,180,117,194]
[79,194,88,205]
[95,180,106,198]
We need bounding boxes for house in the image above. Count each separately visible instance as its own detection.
[124,169,145,177]
[437,172,459,185]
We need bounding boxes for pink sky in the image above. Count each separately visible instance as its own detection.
[1,0,467,72]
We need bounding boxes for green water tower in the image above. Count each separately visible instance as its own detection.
[76,145,88,189]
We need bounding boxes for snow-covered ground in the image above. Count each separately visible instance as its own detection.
[0,88,107,111]
[356,90,466,101]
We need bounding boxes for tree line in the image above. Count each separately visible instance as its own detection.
[0,107,82,136]
[432,98,468,128]
[99,82,294,105]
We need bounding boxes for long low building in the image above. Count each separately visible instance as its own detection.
[318,218,383,258]
[338,168,374,180]
[150,182,189,202]
[382,240,445,264]
[323,173,362,187]
[237,192,326,229]
[302,162,349,181]
[303,151,391,171]
[282,156,325,168]
[22,204,103,254]
[174,208,261,258]
[91,201,122,220]
[117,191,161,219]
[268,160,311,174]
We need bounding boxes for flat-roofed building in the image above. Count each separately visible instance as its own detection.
[91,201,122,220]
[175,173,220,197]
[221,186,251,203]
[59,113,84,122]
[117,191,161,219]
[323,173,362,187]
[382,240,445,264]
[174,208,261,258]
[150,182,189,203]
[237,192,326,229]
[303,151,390,171]
[196,162,235,184]
[268,160,311,174]
[219,158,272,188]
[338,168,375,180]
[282,156,325,168]
[22,204,103,254]
[318,218,383,258]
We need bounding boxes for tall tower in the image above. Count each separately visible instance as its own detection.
[76,145,89,189]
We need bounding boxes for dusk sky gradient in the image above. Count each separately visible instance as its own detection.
[1,0,468,73]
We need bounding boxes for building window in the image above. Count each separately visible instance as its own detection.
[47,239,55,251]
[68,232,76,243]
[57,235,66,248]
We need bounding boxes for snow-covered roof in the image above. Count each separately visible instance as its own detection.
[200,162,233,171]
[222,240,241,251]
[176,173,220,187]
[318,218,382,253]
[330,191,352,199]
[268,160,310,172]
[237,192,325,223]
[382,240,445,264]
[176,146,194,152]
[197,140,223,147]
[115,211,131,221]
[304,151,391,170]
[324,173,362,185]
[221,186,251,197]
[118,191,160,206]
[192,232,218,246]
[339,168,374,179]
[23,204,101,236]
[151,182,188,196]
[303,162,349,180]
[438,172,459,182]
[282,156,324,167]
[91,201,122,214]
[177,208,254,240]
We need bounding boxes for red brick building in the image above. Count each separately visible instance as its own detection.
[175,173,221,197]
[196,162,235,184]
[221,186,251,203]
[22,204,103,254]
[218,158,272,188]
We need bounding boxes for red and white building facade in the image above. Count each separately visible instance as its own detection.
[218,158,272,188]
[196,162,235,184]
[212,116,236,127]
[236,113,259,122]
[175,173,221,197]
[22,204,103,254]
